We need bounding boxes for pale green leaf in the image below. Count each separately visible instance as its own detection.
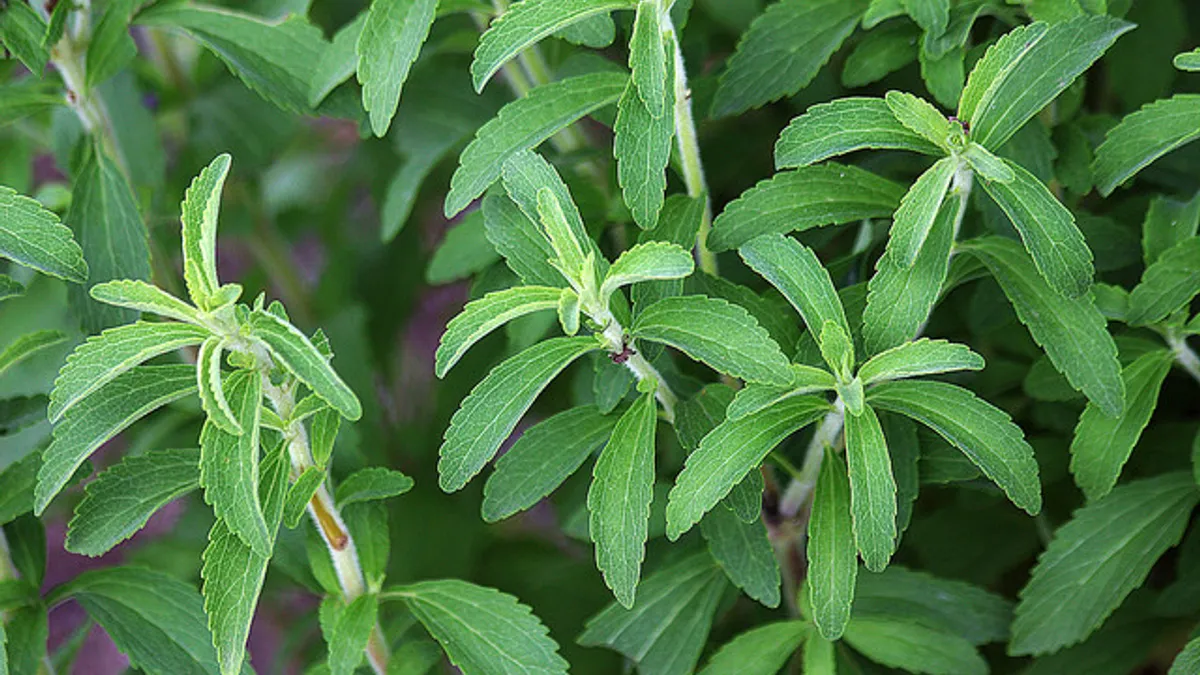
[901,0,949,37]
[0,330,66,379]
[845,404,896,571]
[632,295,792,386]
[962,142,1014,183]
[309,13,365,107]
[439,336,598,491]
[1070,350,1173,501]
[666,395,831,539]
[727,364,837,420]
[310,407,340,469]
[890,157,957,266]
[85,0,137,89]
[435,286,561,378]
[629,0,668,118]
[247,309,361,421]
[282,466,323,529]
[0,184,87,283]
[501,150,600,274]
[858,338,984,385]
[698,621,808,675]
[202,519,270,675]
[1175,48,1200,71]
[0,0,48,74]
[327,594,378,675]
[200,370,270,557]
[178,153,230,307]
[589,387,657,607]
[700,502,780,607]
[1093,95,1200,196]
[334,467,414,507]
[1126,238,1200,326]
[808,447,857,640]
[820,321,857,383]
[90,280,206,325]
[632,195,704,312]
[535,187,588,281]
[709,164,905,251]
[556,12,615,47]
[739,233,852,345]
[197,337,239,435]
[601,241,693,304]
[843,616,986,675]
[356,0,437,137]
[557,288,580,335]
[884,90,950,149]
[1011,472,1200,655]
[775,97,941,168]
[37,364,196,515]
[615,71,675,230]
[66,448,200,557]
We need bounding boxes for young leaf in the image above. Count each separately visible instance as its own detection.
[536,187,588,280]
[614,69,675,229]
[439,336,598,491]
[698,621,808,675]
[842,617,986,675]
[37,365,197,515]
[727,364,838,420]
[709,164,905,251]
[470,0,634,91]
[977,159,1094,298]
[0,185,88,283]
[890,157,957,266]
[558,288,581,335]
[483,405,617,522]
[0,330,66,378]
[1175,48,1200,71]
[197,337,239,435]
[445,72,628,217]
[435,286,562,378]
[1011,472,1200,655]
[386,580,569,674]
[845,404,897,571]
[962,16,1132,150]
[589,386,657,607]
[712,0,868,117]
[629,0,668,118]
[356,0,437,137]
[247,310,361,421]
[1093,95,1200,196]
[334,467,414,507]
[632,295,792,386]
[820,321,856,383]
[739,233,852,344]
[858,338,984,385]
[1070,350,1174,502]
[666,395,831,539]
[868,380,1042,514]
[960,237,1124,416]
[1126,238,1200,326]
[808,447,858,641]
[961,142,1014,183]
[884,90,950,149]
[178,154,231,307]
[66,448,200,557]
[775,97,941,168]
[327,594,378,675]
[282,467,324,529]
[632,195,705,312]
[700,502,781,608]
[202,519,270,675]
[601,241,694,303]
[90,280,205,325]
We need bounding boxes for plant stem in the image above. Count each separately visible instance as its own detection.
[595,310,678,421]
[780,400,845,519]
[1167,331,1200,386]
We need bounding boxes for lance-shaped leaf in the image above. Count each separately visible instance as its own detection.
[435,286,562,378]
[739,233,852,344]
[632,295,792,386]
[202,519,270,675]
[334,467,414,507]
[1093,95,1200,195]
[629,0,667,117]
[960,237,1124,416]
[709,164,905,251]
[282,467,323,528]
[179,154,230,307]
[666,395,831,539]
[65,448,200,557]
[775,97,940,168]
[962,142,1013,183]
[1011,472,1200,656]
[247,310,361,421]
[309,12,365,106]
[37,365,197,515]
[1143,192,1200,267]
[501,150,595,265]
[0,330,66,379]
[615,62,675,229]
[589,385,657,607]
[961,16,1133,150]
[808,447,857,641]
[699,621,808,675]
[700,501,781,608]
[326,594,378,675]
[90,280,205,325]
[1069,350,1174,502]
[858,338,984,385]
[384,580,569,674]
[601,242,693,304]
[536,188,588,281]
[197,337,239,435]
[712,0,868,117]
[471,0,634,91]
[977,159,1094,298]
[0,185,88,283]
[50,322,208,424]
[0,0,49,74]
[200,370,270,557]
[845,404,897,571]
[446,72,628,217]
[890,157,957,267]
[356,0,437,137]
[868,380,1041,514]
[727,364,837,421]
[852,565,1012,646]
[820,321,857,384]
[901,0,948,37]
[439,336,598,491]
[1126,238,1200,326]
[884,91,950,149]
[842,617,985,675]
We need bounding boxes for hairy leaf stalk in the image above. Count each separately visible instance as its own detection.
[1168,332,1200,386]
[780,399,845,518]
[594,308,678,421]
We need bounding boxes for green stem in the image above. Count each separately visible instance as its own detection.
[595,309,678,421]
[779,399,845,518]
[1167,331,1200,385]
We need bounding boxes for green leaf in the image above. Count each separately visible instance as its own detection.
[961,16,1133,150]
[0,0,49,74]
[536,187,589,282]
[3,605,46,675]
[470,0,634,92]
[387,579,569,674]
[334,467,414,507]
[727,364,838,420]
[1126,238,1200,326]
[901,0,948,38]
[601,242,693,304]
[66,448,200,557]
[977,158,1094,298]
[842,616,986,675]
[775,97,942,168]
[1070,350,1174,502]
[426,211,500,284]
[86,0,137,89]
[807,447,857,641]
[666,395,831,539]
[629,1,668,117]
[196,337,239,435]
[201,519,270,675]
[446,71,627,217]
[589,386,657,607]
[960,237,1124,416]
[698,621,808,675]
[1093,95,1200,195]
[869,380,1041,514]
[48,566,224,675]
[820,321,857,383]
[1170,637,1200,675]
[700,502,781,608]
[1011,472,1200,655]
[858,338,984,385]
[615,71,675,230]
[853,565,1012,645]
[327,594,378,675]
[0,329,66,379]
[1142,191,1200,267]
[37,365,197,515]
[709,164,905,252]
[890,157,958,267]
[578,554,727,675]
[483,405,617,522]
[845,404,897,571]
[89,280,205,325]
[282,466,324,529]
[712,0,868,117]
[739,233,852,344]
[0,81,60,128]
[435,286,561,378]
[632,295,792,386]
[247,309,361,421]
[0,184,87,283]
[310,407,340,469]
[501,150,598,269]
[842,23,920,88]
[439,336,598,491]
[884,90,950,149]
[356,0,437,137]
[178,153,231,307]
[309,12,365,107]
[556,12,616,47]
[962,142,1014,183]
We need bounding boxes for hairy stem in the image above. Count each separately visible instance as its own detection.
[596,311,678,421]
[1167,331,1200,386]
[779,399,845,519]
